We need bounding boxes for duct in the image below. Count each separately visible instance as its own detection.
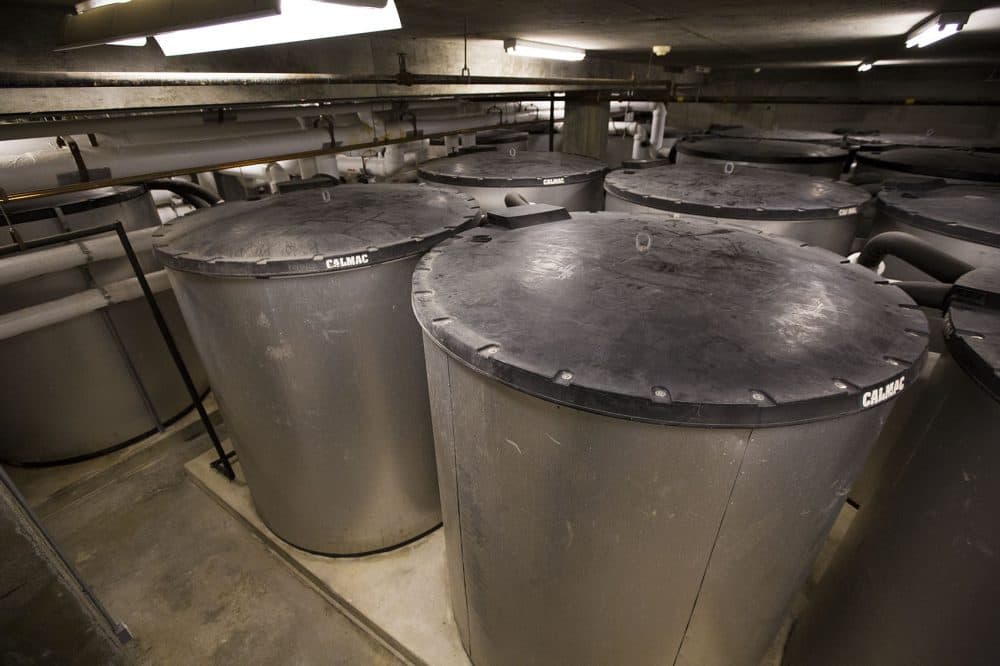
[0,226,161,287]
[0,270,170,342]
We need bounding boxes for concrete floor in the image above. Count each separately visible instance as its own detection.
[4,417,403,665]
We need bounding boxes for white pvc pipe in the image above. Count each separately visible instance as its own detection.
[0,226,161,287]
[0,270,170,341]
[649,102,667,152]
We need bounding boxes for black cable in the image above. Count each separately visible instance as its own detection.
[146,179,222,209]
[858,232,974,284]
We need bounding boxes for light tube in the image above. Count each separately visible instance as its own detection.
[905,12,969,48]
[154,0,400,56]
[503,39,586,62]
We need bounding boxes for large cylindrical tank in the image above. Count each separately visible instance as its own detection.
[675,137,850,179]
[604,162,870,254]
[0,186,208,465]
[845,131,1000,153]
[413,214,928,666]
[783,266,1000,666]
[870,182,1000,281]
[854,147,1000,185]
[418,150,606,211]
[713,127,846,146]
[475,129,530,151]
[154,184,479,555]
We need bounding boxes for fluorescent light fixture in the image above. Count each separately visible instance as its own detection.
[109,36,147,46]
[154,0,401,56]
[503,39,585,62]
[906,12,969,48]
[857,60,874,72]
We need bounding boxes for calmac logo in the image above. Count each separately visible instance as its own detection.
[325,253,369,270]
[861,377,905,408]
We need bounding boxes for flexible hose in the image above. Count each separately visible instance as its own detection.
[858,232,974,284]
[146,179,223,208]
[505,192,530,207]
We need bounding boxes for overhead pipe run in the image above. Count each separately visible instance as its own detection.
[0,70,663,90]
[0,98,657,200]
[0,103,568,199]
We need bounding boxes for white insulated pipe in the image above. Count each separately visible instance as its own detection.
[648,102,667,152]
[609,121,651,159]
[0,270,171,341]
[0,108,566,196]
[0,226,160,287]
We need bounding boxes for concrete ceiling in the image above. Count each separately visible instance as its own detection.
[14,0,1000,69]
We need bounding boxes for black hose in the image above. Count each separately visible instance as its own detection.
[146,179,223,208]
[890,281,953,310]
[858,232,974,284]
[505,192,531,207]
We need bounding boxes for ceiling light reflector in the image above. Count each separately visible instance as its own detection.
[154,0,401,56]
[504,39,586,62]
[905,12,969,48]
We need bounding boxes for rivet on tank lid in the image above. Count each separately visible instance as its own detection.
[833,379,849,390]
[478,344,500,356]
[432,317,453,326]
[554,370,574,385]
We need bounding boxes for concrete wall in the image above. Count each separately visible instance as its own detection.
[667,66,1000,139]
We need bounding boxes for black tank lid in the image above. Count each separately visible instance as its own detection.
[846,132,1000,152]
[604,163,870,220]
[946,266,1000,402]
[413,213,928,427]
[418,150,607,188]
[675,137,849,165]
[714,127,845,146]
[3,186,148,224]
[856,148,1000,183]
[878,183,1000,248]
[153,184,480,278]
